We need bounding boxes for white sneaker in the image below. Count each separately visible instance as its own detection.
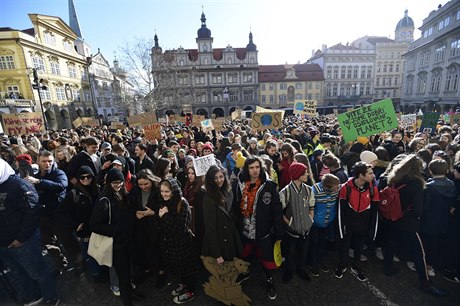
[375,248,384,261]
[393,255,400,262]
[110,286,120,297]
[406,261,416,271]
[427,266,436,277]
[348,249,368,262]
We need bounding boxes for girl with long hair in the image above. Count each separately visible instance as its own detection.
[183,166,203,207]
[153,157,172,179]
[382,155,447,296]
[202,165,242,266]
[294,153,316,186]
[278,143,296,189]
[157,178,201,304]
[90,168,143,306]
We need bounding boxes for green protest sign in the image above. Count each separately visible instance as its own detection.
[338,99,398,142]
[419,112,439,133]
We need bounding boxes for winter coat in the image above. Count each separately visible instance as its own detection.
[33,163,68,214]
[201,192,242,261]
[340,151,361,177]
[0,174,40,247]
[68,151,99,181]
[279,159,293,189]
[67,184,98,239]
[134,155,155,174]
[312,182,339,228]
[421,177,457,235]
[157,197,201,277]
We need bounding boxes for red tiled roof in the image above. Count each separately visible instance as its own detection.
[258,64,324,82]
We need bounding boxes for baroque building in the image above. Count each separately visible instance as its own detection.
[401,0,460,113]
[151,12,259,118]
[258,64,324,110]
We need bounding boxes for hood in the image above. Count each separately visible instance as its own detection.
[0,158,16,184]
[426,178,457,198]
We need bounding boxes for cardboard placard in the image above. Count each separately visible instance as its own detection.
[212,118,225,131]
[419,112,439,133]
[231,110,240,121]
[294,100,317,116]
[251,112,283,130]
[193,155,217,176]
[143,123,162,141]
[201,119,214,132]
[72,117,83,128]
[256,106,285,119]
[192,115,205,127]
[400,114,416,128]
[110,122,125,130]
[128,112,158,126]
[337,99,398,142]
[2,112,46,135]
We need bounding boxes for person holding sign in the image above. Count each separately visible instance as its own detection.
[232,156,283,300]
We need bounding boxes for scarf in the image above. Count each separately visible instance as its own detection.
[240,178,261,218]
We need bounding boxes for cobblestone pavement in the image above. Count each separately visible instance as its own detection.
[1,248,459,305]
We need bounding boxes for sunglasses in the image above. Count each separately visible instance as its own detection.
[80,175,93,180]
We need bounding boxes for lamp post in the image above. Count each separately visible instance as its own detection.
[352,84,357,108]
[28,67,48,131]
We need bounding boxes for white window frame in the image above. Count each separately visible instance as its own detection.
[55,87,66,100]
[0,55,15,70]
[50,61,60,75]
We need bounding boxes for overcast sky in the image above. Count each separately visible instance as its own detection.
[2,0,450,65]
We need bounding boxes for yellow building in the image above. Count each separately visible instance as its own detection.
[258,64,325,110]
[0,14,91,130]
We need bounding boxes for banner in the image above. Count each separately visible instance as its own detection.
[337,99,398,142]
[143,123,162,141]
[251,112,283,130]
[256,106,285,119]
[2,112,46,136]
[201,119,214,132]
[450,114,460,125]
[294,100,317,116]
[193,155,217,177]
[419,112,439,133]
[127,112,157,126]
[400,114,416,128]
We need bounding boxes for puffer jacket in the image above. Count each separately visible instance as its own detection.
[33,162,68,213]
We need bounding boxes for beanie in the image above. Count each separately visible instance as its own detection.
[248,137,258,144]
[235,152,246,169]
[360,151,378,164]
[289,162,307,181]
[106,168,125,184]
[202,143,213,152]
[77,165,95,178]
[356,136,369,145]
[15,154,33,165]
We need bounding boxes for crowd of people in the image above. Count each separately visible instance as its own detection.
[0,112,459,305]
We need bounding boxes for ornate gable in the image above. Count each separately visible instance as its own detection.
[29,14,78,40]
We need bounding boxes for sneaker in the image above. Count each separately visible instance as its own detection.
[320,264,330,273]
[110,286,120,297]
[171,284,186,297]
[407,261,416,272]
[235,272,250,285]
[172,291,194,304]
[427,266,436,277]
[266,279,277,300]
[131,281,136,290]
[351,266,367,282]
[310,268,320,277]
[43,299,60,305]
[334,265,347,279]
[443,272,460,284]
[24,297,43,306]
[375,247,384,261]
[393,255,400,262]
[348,249,368,262]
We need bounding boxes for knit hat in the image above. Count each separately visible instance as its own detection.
[187,149,197,156]
[360,151,378,164]
[289,162,307,181]
[202,143,213,152]
[106,168,124,183]
[356,136,369,145]
[77,165,95,177]
[235,152,246,169]
[101,142,112,150]
[112,156,125,166]
[349,143,365,154]
[184,156,194,167]
[309,130,319,139]
[248,137,258,144]
[15,154,33,165]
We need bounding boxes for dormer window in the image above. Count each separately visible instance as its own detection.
[44,31,56,45]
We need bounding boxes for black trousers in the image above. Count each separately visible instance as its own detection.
[309,225,330,268]
[338,231,366,267]
[113,245,133,306]
[284,233,310,272]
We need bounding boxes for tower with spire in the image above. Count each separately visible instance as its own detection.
[68,0,91,57]
[395,9,415,42]
[196,10,213,53]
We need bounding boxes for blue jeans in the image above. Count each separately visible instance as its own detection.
[0,230,58,301]
[78,241,101,276]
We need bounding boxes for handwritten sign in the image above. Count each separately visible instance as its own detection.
[72,117,83,128]
[294,100,317,116]
[419,112,439,133]
[110,122,125,130]
[400,114,416,128]
[337,99,398,142]
[143,123,162,141]
[193,155,217,177]
[256,106,285,119]
[192,115,205,127]
[212,118,225,131]
[251,112,283,130]
[231,110,240,121]
[201,119,214,132]
[2,113,46,136]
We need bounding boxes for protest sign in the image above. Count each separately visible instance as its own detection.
[192,115,205,127]
[212,118,225,131]
[419,112,439,133]
[400,114,416,128]
[294,100,317,116]
[337,99,398,142]
[110,122,125,130]
[201,119,214,132]
[450,114,460,125]
[127,112,157,126]
[1,113,46,136]
[72,117,83,128]
[251,112,283,130]
[256,106,285,119]
[143,123,162,141]
[231,110,240,121]
[193,155,217,177]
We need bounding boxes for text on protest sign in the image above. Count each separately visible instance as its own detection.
[193,155,217,177]
[231,110,240,121]
[337,99,398,142]
[251,112,283,130]
[419,112,439,133]
[294,100,317,116]
[201,119,214,132]
[2,113,46,136]
[143,123,162,141]
[212,118,225,131]
[256,106,285,119]
[400,114,416,128]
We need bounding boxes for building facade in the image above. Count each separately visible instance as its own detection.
[151,12,259,118]
[401,0,460,113]
[258,64,324,110]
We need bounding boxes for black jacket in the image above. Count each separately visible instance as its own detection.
[68,151,99,181]
[34,163,68,213]
[0,174,40,246]
[134,155,155,174]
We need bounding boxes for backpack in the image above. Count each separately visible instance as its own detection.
[378,184,407,221]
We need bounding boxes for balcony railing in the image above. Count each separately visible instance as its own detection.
[0,99,35,108]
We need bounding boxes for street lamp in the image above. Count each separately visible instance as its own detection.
[27,67,48,130]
